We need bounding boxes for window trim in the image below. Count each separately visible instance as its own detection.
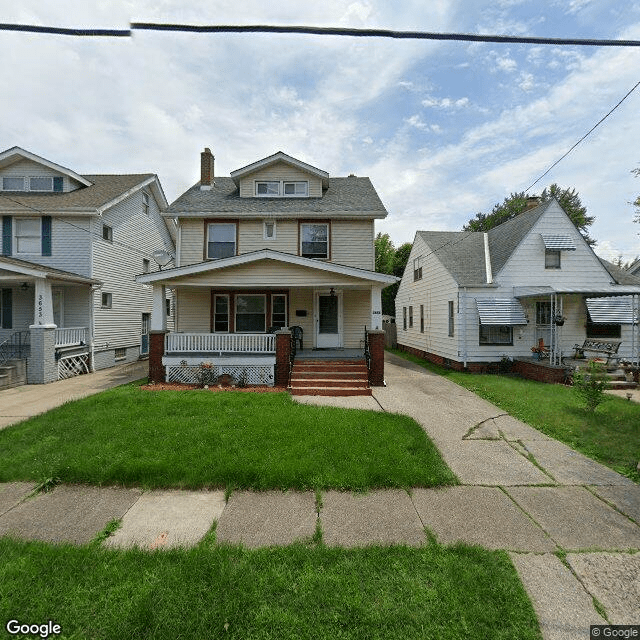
[270,293,288,330]
[1,176,63,192]
[263,220,277,240]
[234,293,267,334]
[545,249,561,269]
[408,305,413,328]
[255,181,281,197]
[142,191,150,215]
[101,292,113,309]
[448,301,455,337]
[299,221,330,260]
[2,176,26,191]
[204,220,238,260]
[479,324,513,345]
[255,180,309,198]
[102,224,113,242]
[13,217,42,256]
[283,181,309,197]
[413,256,423,281]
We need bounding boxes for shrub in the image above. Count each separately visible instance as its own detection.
[572,360,610,411]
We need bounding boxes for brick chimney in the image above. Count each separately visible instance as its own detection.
[525,195,541,210]
[200,147,214,190]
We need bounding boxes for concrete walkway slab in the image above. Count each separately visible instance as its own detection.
[216,491,316,548]
[468,415,552,441]
[509,552,606,640]
[0,484,142,544]
[0,482,36,516]
[506,486,640,550]
[566,552,640,625]
[105,489,226,550]
[436,439,552,486]
[412,487,556,552]
[0,361,148,430]
[521,440,635,486]
[321,490,425,547]
[589,485,640,524]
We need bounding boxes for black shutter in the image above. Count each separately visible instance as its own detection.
[2,216,11,256]
[53,177,63,192]
[41,216,52,256]
[1,289,12,329]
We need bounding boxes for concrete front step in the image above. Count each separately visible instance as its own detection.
[293,364,368,373]
[607,381,638,390]
[289,386,372,396]
[0,360,27,390]
[291,378,369,388]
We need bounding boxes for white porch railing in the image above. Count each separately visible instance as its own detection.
[55,327,89,348]
[165,333,276,354]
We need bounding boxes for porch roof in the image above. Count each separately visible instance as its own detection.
[586,297,637,324]
[513,285,640,297]
[136,249,399,287]
[0,256,101,285]
[476,298,528,325]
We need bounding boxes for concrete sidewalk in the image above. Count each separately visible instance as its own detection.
[0,360,148,430]
[0,352,638,639]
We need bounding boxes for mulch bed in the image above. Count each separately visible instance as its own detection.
[140,382,284,393]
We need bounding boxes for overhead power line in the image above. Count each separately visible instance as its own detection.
[2,21,640,47]
[524,79,640,192]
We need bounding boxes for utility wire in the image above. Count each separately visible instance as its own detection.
[2,21,640,47]
[524,79,640,192]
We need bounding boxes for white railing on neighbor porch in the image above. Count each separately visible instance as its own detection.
[55,327,89,348]
[165,333,276,354]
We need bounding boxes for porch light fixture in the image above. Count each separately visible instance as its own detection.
[20,282,30,291]
[329,287,335,297]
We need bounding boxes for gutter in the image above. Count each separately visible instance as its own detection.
[483,233,493,284]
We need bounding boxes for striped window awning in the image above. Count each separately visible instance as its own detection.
[476,298,528,325]
[586,297,636,324]
[541,234,576,250]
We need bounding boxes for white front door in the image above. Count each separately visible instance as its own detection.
[315,291,342,348]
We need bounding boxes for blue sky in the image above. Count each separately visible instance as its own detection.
[2,0,640,261]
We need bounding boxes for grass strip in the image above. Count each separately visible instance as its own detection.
[389,348,640,482]
[0,384,457,491]
[0,538,541,640]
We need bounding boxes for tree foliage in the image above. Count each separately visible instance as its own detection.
[374,234,413,316]
[463,184,596,245]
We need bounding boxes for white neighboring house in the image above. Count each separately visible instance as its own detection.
[0,146,175,387]
[396,198,640,373]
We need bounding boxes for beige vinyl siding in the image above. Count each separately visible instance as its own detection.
[176,289,211,332]
[92,187,175,355]
[170,260,373,288]
[179,218,204,266]
[343,289,370,348]
[238,219,298,254]
[289,289,314,344]
[0,159,83,192]
[239,162,323,198]
[330,220,374,269]
[396,235,461,360]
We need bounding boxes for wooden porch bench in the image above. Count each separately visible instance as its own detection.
[573,339,622,365]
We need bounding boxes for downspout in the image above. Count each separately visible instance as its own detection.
[483,233,493,285]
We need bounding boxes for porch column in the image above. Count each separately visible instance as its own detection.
[370,285,383,330]
[27,278,57,383]
[149,284,167,382]
[274,329,292,387]
[367,329,385,386]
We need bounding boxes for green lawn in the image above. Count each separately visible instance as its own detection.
[390,349,640,482]
[0,538,541,640]
[0,384,456,491]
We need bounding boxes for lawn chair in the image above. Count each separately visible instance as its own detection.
[290,325,303,351]
[531,338,550,360]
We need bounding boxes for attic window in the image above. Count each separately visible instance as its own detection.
[1,176,63,192]
[2,177,25,191]
[142,192,150,215]
[255,181,309,197]
[283,182,308,197]
[545,249,561,269]
[256,181,280,197]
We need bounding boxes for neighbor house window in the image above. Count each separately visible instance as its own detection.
[420,305,424,333]
[255,181,280,196]
[14,218,41,255]
[207,223,236,259]
[448,301,454,337]
[165,298,171,317]
[142,258,150,273]
[101,292,112,308]
[283,182,308,197]
[479,324,513,345]
[114,347,126,360]
[235,294,266,332]
[300,223,329,258]
[413,256,423,281]
[271,294,287,329]
[102,224,113,242]
[1,176,62,192]
[403,307,407,331]
[545,249,561,269]
[142,192,150,215]
[1,289,12,329]
[213,294,229,332]
[409,306,413,328]
[2,177,25,191]
[263,220,276,240]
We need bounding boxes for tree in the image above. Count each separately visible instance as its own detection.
[374,232,395,274]
[374,234,413,316]
[463,184,596,245]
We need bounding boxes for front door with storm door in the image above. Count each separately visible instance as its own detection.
[315,291,342,348]
[140,313,150,356]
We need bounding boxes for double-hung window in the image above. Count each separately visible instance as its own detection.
[271,294,287,329]
[207,223,236,259]
[214,295,229,332]
[448,301,455,337]
[14,218,41,255]
[256,181,309,197]
[235,294,266,333]
[300,223,329,259]
[413,256,423,281]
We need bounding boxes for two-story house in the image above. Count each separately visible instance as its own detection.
[395,198,640,379]
[0,146,175,387]
[137,149,397,390]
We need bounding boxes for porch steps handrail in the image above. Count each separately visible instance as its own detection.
[166,333,276,354]
[54,327,89,348]
[0,330,31,367]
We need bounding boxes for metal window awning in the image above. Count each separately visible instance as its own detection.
[586,296,637,324]
[541,234,576,250]
[476,298,528,325]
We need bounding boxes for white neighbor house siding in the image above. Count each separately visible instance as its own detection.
[92,187,174,368]
[396,235,461,361]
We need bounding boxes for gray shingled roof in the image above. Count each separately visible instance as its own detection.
[166,176,387,216]
[0,174,154,213]
[599,258,640,286]
[417,231,488,286]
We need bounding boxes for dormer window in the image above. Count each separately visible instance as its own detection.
[255,180,309,197]
[2,177,25,191]
[1,176,63,192]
